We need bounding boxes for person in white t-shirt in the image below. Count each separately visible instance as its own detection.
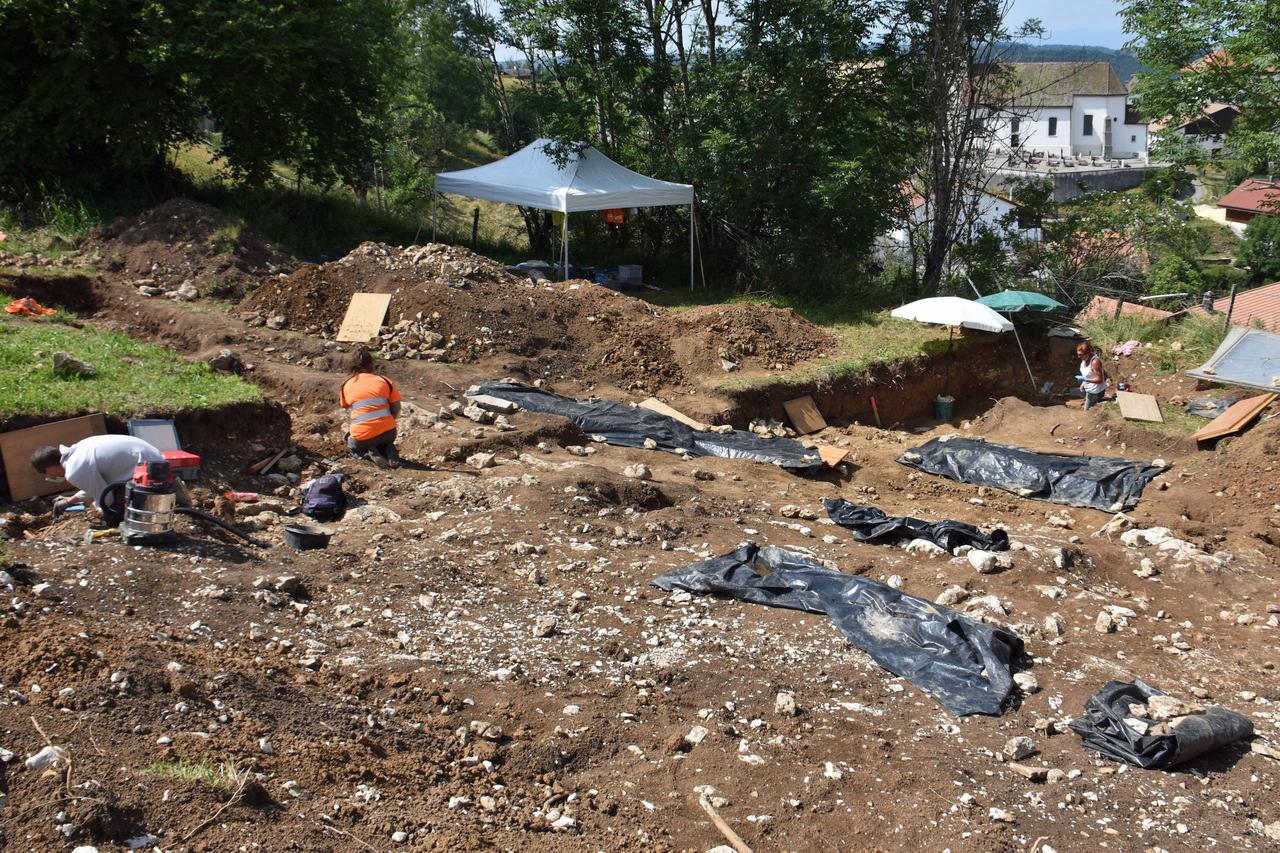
[30,435,165,520]
[1076,341,1107,410]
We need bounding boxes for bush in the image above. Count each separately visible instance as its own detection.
[1145,254,1204,295]
[1239,214,1280,282]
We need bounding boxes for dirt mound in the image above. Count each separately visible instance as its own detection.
[83,198,294,299]
[238,241,833,393]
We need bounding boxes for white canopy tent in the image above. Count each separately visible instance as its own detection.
[434,139,696,287]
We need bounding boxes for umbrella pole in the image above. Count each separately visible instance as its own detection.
[689,201,695,291]
[562,212,569,278]
[945,326,953,398]
[1011,322,1039,395]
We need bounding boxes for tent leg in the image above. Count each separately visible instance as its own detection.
[1012,323,1039,395]
[689,202,695,291]
[562,213,569,280]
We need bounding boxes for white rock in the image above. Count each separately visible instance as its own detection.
[906,538,946,556]
[1095,611,1116,633]
[936,585,969,607]
[967,549,999,574]
[24,745,67,771]
[467,452,497,470]
[1013,672,1040,694]
[886,574,904,589]
[685,725,710,746]
[391,830,408,842]
[1003,735,1037,760]
[623,463,652,480]
[259,737,275,754]
[989,806,1015,823]
[774,691,798,716]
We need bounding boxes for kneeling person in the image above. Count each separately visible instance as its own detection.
[339,347,401,468]
[30,434,165,523]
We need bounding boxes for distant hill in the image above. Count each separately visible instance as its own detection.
[997,43,1148,84]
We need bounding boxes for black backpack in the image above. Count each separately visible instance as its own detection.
[299,473,346,521]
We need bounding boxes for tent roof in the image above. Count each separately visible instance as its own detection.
[435,139,693,213]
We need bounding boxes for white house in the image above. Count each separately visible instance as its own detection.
[989,62,1148,160]
[884,186,1041,252]
[1149,103,1239,156]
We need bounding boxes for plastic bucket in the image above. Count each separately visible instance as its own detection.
[933,395,955,421]
[283,523,333,550]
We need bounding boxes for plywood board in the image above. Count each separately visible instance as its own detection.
[639,398,708,431]
[1,413,106,501]
[816,445,849,467]
[1191,393,1277,442]
[335,292,392,342]
[1116,391,1163,423]
[782,395,827,434]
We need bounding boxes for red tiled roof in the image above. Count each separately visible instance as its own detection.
[1188,281,1280,331]
[1075,295,1174,324]
[1217,180,1280,214]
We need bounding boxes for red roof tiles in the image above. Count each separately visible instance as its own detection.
[1217,180,1280,215]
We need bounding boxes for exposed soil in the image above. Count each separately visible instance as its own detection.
[238,241,835,397]
[2,208,1279,852]
[80,198,294,298]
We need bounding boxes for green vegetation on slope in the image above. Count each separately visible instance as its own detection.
[0,316,260,419]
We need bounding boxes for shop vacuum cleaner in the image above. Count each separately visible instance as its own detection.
[104,460,264,547]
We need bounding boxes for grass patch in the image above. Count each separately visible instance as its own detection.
[0,316,260,418]
[143,759,239,790]
[644,287,951,388]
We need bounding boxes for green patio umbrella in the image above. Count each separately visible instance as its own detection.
[972,289,1064,394]
[975,290,1067,314]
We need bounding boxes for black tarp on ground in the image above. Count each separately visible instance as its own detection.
[825,498,1009,553]
[470,381,823,473]
[651,543,1024,716]
[1069,680,1253,769]
[896,436,1166,512]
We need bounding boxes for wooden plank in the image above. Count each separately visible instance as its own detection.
[782,395,827,434]
[1191,392,1277,442]
[639,398,708,431]
[335,292,392,342]
[816,445,849,467]
[1116,391,1163,423]
[1,414,107,502]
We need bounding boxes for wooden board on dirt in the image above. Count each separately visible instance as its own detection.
[1,413,107,501]
[336,293,392,342]
[1191,393,1277,443]
[782,395,827,434]
[639,398,708,431]
[816,445,849,467]
[1116,391,1163,423]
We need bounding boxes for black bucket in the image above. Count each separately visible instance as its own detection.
[283,523,332,550]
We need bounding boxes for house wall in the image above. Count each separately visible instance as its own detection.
[1071,95,1113,156]
[1225,208,1256,224]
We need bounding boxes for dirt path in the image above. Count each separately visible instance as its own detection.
[1,255,1278,852]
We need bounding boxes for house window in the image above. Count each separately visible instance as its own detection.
[1083,114,1094,136]
[1131,135,1137,143]
[1010,118,1020,148]
[1048,117,1058,136]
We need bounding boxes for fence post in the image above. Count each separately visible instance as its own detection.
[471,207,480,249]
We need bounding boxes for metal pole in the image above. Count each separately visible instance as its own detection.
[1223,282,1238,333]
[562,211,569,279]
[431,193,438,243]
[1011,323,1039,394]
[686,199,696,290]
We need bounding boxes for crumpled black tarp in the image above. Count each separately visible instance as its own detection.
[1068,680,1253,769]
[1185,394,1243,419]
[470,381,823,473]
[896,436,1165,511]
[651,543,1024,716]
[825,498,1009,553]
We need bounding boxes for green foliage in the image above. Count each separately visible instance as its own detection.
[1141,166,1193,203]
[0,315,260,417]
[1238,215,1280,282]
[0,0,400,190]
[1224,161,1254,188]
[1145,254,1203,295]
[1124,0,1280,167]
[143,759,240,791]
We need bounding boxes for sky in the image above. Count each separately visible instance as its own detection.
[1009,0,1130,49]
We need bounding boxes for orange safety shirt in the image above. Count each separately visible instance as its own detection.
[340,372,400,441]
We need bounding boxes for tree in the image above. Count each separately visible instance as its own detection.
[1238,214,1280,283]
[897,0,1045,293]
[0,0,401,190]
[1123,0,1280,169]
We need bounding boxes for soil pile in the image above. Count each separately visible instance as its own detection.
[238,241,834,393]
[82,198,294,299]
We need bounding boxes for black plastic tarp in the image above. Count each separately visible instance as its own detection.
[470,381,823,473]
[825,498,1009,553]
[896,436,1165,511]
[1069,680,1253,769]
[651,543,1024,716]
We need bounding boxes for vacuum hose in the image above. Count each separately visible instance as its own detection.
[175,507,269,548]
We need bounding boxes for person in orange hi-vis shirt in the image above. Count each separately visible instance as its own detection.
[339,347,401,468]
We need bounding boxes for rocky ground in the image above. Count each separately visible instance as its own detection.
[1,205,1279,852]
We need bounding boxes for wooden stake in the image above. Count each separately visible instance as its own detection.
[698,793,754,853]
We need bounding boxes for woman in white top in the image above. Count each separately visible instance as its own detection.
[1076,341,1107,410]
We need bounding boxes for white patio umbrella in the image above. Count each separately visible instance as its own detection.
[891,297,1015,397]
